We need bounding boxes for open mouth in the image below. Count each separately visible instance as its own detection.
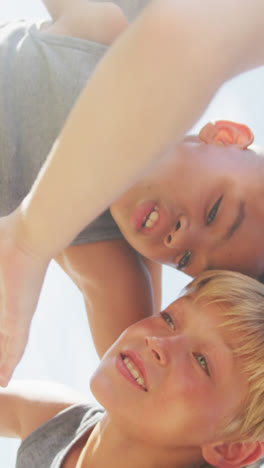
[121,353,148,391]
[131,201,160,231]
[142,205,159,229]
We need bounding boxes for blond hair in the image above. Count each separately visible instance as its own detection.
[182,270,264,441]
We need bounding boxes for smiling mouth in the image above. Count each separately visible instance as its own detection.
[142,205,159,229]
[121,354,148,391]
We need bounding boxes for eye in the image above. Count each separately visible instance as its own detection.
[194,353,210,376]
[160,311,175,330]
[178,250,192,270]
[206,196,223,226]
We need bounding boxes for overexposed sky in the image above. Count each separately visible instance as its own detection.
[1,1,264,466]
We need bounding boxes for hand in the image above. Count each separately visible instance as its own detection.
[0,210,50,386]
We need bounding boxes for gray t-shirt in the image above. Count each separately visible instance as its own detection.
[93,0,151,21]
[16,403,104,468]
[0,18,123,245]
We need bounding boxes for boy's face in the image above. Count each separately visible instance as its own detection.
[91,295,247,449]
[111,137,264,278]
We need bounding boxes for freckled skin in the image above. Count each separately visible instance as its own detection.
[90,296,247,448]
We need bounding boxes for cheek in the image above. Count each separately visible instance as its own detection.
[162,362,218,419]
[111,183,143,216]
[127,237,172,263]
[210,239,257,274]
[157,363,198,411]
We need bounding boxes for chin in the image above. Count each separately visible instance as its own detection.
[89,367,105,402]
[89,363,116,410]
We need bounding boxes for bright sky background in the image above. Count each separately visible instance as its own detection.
[1,1,264,466]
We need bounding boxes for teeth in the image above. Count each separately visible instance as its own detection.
[145,219,152,228]
[131,369,139,379]
[137,377,145,386]
[149,210,159,221]
[143,206,159,228]
[122,355,147,391]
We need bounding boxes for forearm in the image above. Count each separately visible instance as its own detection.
[18,0,264,260]
[141,257,162,315]
[55,241,155,357]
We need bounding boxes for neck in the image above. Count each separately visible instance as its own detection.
[78,414,206,468]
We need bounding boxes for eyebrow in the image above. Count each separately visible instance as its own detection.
[217,201,245,245]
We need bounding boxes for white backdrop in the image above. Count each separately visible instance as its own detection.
[1,1,264,466]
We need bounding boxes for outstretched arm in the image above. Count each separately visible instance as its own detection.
[17,0,264,261]
[0,0,264,385]
[0,380,85,440]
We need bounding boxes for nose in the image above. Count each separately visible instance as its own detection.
[163,217,208,254]
[145,336,170,367]
[163,216,189,248]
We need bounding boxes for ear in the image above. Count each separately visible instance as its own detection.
[199,120,254,149]
[202,440,264,468]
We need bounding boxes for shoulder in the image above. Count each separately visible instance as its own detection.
[3,380,87,441]
[44,1,128,44]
